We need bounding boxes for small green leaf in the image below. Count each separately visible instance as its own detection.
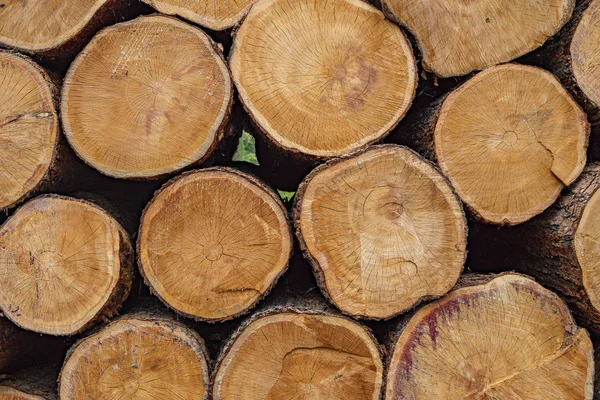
[232,131,260,166]
[277,189,296,203]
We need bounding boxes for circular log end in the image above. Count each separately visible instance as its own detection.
[0,52,58,210]
[62,15,232,179]
[383,0,575,77]
[213,312,383,400]
[0,0,107,52]
[138,167,293,321]
[571,0,600,109]
[435,64,589,225]
[59,316,210,400]
[142,0,257,31]
[386,274,594,400]
[0,195,132,335]
[295,145,467,319]
[230,0,417,157]
[576,187,600,314]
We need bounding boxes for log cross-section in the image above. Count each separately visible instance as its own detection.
[295,145,467,319]
[0,195,133,336]
[386,274,594,399]
[0,52,59,211]
[571,0,600,109]
[382,0,575,77]
[230,0,417,157]
[213,311,383,399]
[434,64,589,225]
[62,15,232,179]
[138,168,293,321]
[142,0,258,31]
[59,315,210,400]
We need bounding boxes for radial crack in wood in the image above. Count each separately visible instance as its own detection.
[230,0,417,157]
[386,274,594,400]
[571,0,600,108]
[0,195,133,335]
[59,315,210,400]
[435,64,589,225]
[382,0,575,77]
[0,0,110,52]
[138,167,292,321]
[142,0,258,31]
[213,312,383,399]
[61,15,232,179]
[295,145,467,319]
[0,52,58,211]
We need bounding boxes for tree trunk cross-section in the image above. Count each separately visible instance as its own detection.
[142,0,258,31]
[295,145,467,320]
[230,0,417,158]
[0,52,59,211]
[435,64,589,225]
[213,311,383,400]
[0,0,109,53]
[62,15,232,179]
[0,195,133,336]
[571,0,600,109]
[386,274,594,400]
[138,167,293,322]
[382,0,575,77]
[59,314,210,400]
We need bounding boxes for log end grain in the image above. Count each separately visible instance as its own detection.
[142,0,257,30]
[0,0,108,52]
[59,315,210,400]
[138,168,293,321]
[0,52,58,210]
[213,312,383,400]
[230,0,417,157]
[576,187,600,315]
[435,64,589,225]
[571,0,600,109]
[295,145,467,319]
[386,274,594,400]
[382,0,575,77]
[61,15,232,179]
[0,195,133,335]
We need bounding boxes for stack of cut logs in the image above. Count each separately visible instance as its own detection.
[0,0,599,398]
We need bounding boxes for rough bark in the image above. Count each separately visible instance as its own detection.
[516,162,600,335]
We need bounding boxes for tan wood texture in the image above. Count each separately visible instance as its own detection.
[295,145,467,319]
[230,0,417,157]
[62,15,232,179]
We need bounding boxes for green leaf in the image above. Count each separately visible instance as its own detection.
[277,189,296,203]
[232,131,260,166]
